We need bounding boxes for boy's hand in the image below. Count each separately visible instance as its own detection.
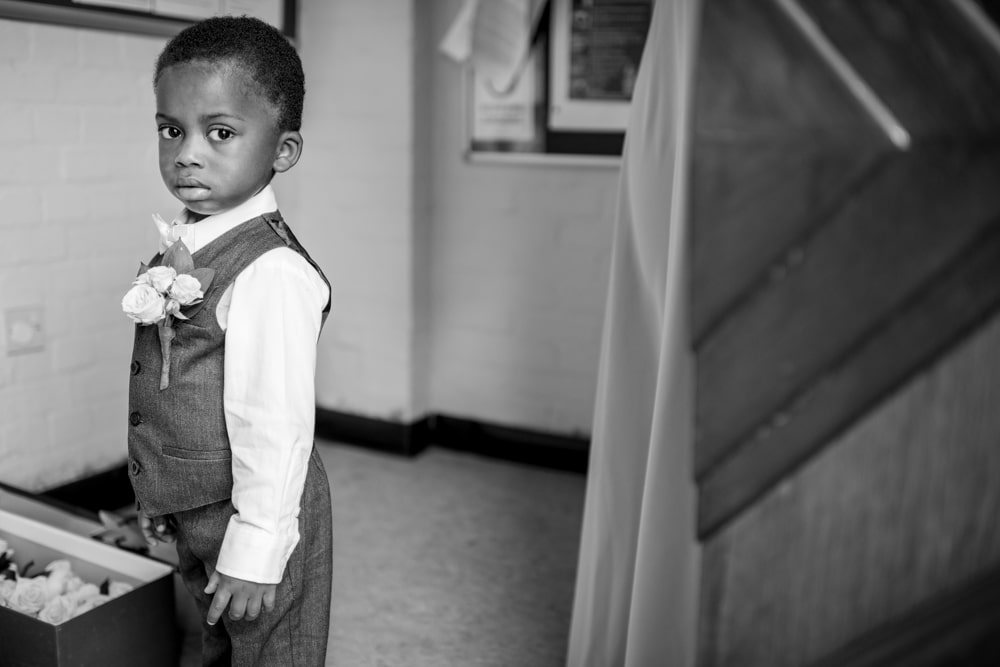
[204,571,277,625]
[138,511,177,546]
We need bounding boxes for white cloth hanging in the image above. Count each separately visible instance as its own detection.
[567,1,703,665]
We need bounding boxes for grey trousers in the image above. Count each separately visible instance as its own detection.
[173,447,333,667]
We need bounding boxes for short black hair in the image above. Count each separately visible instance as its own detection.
[154,16,304,132]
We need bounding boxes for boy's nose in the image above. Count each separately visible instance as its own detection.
[175,137,205,167]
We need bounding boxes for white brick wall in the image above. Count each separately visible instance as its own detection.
[289,0,618,436]
[1,0,620,491]
[286,0,422,422]
[0,19,173,491]
[421,1,618,435]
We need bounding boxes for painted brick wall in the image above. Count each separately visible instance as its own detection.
[0,19,174,490]
[423,0,618,435]
[282,0,424,423]
[287,0,619,436]
[1,0,619,491]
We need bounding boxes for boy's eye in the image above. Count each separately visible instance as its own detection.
[208,128,235,141]
[158,126,181,139]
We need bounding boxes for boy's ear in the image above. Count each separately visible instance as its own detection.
[272,131,303,174]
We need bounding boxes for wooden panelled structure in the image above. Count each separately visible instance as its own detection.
[691,0,1000,664]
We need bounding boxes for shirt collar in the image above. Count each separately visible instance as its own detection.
[166,185,278,254]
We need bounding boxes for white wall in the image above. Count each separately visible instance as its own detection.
[295,0,619,436]
[0,19,173,490]
[0,0,619,490]
[286,0,425,423]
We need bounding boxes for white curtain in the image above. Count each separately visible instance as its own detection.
[567,1,702,666]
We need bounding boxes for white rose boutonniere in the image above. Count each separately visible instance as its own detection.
[0,578,15,606]
[45,560,72,574]
[169,273,204,305]
[73,594,111,617]
[8,577,48,615]
[107,580,134,599]
[42,567,72,600]
[38,595,75,624]
[122,239,215,390]
[68,582,100,606]
[0,545,136,624]
[121,284,166,325]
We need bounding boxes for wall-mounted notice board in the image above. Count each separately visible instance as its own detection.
[467,0,651,166]
[0,0,295,38]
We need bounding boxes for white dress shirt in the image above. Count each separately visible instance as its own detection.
[157,186,329,584]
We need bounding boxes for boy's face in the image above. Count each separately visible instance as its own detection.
[154,61,301,216]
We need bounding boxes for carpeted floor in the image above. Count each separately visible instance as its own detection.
[178,440,587,667]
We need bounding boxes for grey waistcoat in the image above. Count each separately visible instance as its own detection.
[127,212,330,517]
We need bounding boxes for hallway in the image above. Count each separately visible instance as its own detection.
[177,441,587,667]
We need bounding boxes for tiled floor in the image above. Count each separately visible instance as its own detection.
[178,440,587,667]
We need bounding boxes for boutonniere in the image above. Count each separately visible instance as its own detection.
[0,542,134,625]
[120,241,215,390]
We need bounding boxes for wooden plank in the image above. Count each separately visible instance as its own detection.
[697,310,1000,667]
[806,566,1000,667]
[691,136,885,339]
[692,0,874,135]
[698,216,1000,536]
[695,144,1000,476]
[690,0,901,341]
[801,0,1000,137]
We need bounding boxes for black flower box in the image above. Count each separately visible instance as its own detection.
[0,509,177,667]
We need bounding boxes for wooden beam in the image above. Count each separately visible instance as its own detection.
[692,136,886,340]
[698,214,1000,535]
[805,566,1000,667]
[800,0,1000,138]
[692,0,877,135]
[695,144,1000,477]
[697,314,1000,665]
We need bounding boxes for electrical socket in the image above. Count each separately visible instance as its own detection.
[5,305,45,356]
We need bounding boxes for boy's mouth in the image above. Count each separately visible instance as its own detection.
[175,179,209,199]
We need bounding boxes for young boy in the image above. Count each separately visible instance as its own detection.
[124,16,332,666]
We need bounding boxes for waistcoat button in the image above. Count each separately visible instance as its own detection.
[130,360,141,375]
[130,458,141,475]
[129,411,143,426]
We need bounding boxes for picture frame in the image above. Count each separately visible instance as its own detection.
[548,0,651,132]
[0,0,295,39]
[464,0,651,165]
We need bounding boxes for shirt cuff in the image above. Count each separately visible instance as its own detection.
[215,513,300,584]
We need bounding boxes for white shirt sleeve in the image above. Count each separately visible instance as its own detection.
[214,247,329,584]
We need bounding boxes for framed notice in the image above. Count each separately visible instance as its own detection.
[0,0,295,38]
[549,0,651,132]
[465,0,651,164]
[469,34,547,155]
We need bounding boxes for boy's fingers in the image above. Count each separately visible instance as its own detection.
[204,572,219,595]
[244,595,262,621]
[263,587,276,613]
[151,518,171,542]
[158,528,176,543]
[207,589,230,626]
[154,515,177,534]
[227,593,248,621]
[139,515,157,546]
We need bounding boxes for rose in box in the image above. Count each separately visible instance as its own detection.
[0,540,134,624]
[0,509,177,667]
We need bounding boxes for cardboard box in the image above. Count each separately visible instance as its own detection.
[0,509,177,667]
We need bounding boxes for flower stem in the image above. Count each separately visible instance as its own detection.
[158,321,175,390]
